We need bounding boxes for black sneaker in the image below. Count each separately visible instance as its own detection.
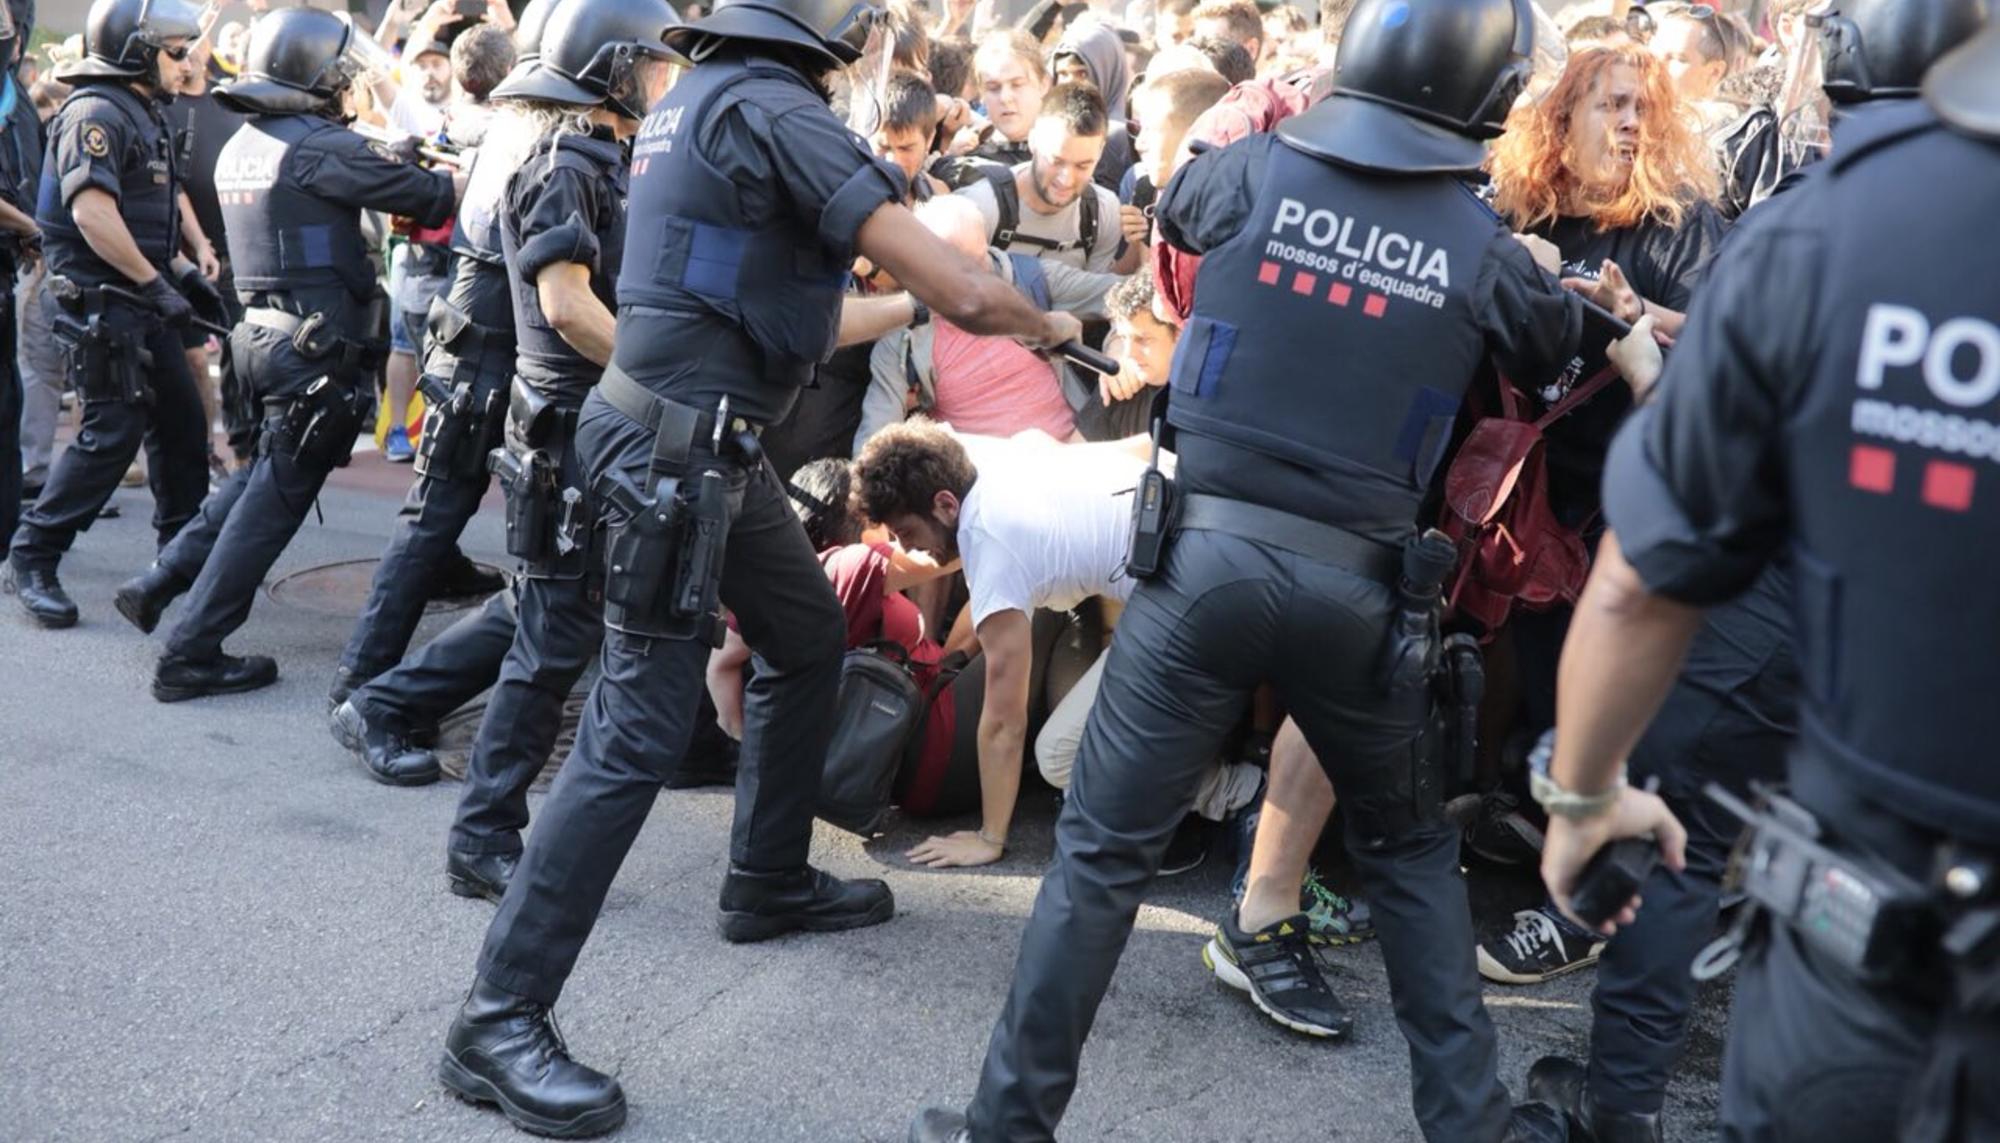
[1159,816,1209,877]
[1202,912,1352,1038]
[1464,790,1547,867]
[1477,903,1606,984]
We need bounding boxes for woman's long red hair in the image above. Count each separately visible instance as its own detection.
[1486,46,1718,233]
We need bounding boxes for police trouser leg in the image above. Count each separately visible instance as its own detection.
[340,469,491,682]
[1586,689,1789,1118]
[1277,553,1510,1142]
[153,462,257,584]
[1718,752,1942,1142]
[14,323,208,564]
[968,529,1266,1142]
[355,590,517,733]
[473,401,845,1004]
[450,572,603,857]
[163,437,332,661]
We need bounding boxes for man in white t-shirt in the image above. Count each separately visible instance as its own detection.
[954,82,1142,274]
[852,422,1260,868]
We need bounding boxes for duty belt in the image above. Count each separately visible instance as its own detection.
[598,364,761,473]
[1176,493,1402,585]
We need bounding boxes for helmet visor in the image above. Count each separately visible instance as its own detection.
[331,14,400,88]
[843,16,893,137]
[138,0,214,48]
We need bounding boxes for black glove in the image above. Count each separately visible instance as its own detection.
[388,135,426,165]
[176,264,228,327]
[139,272,194,327]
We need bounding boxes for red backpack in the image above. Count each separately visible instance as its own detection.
[1439,369,1619,636]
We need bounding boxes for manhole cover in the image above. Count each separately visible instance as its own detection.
[433,673,595,789]
[267,558,505,618]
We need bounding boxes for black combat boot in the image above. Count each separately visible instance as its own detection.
[447,848,520,903]
[439,978,626,1138]
[152,652,278,702]
[1529,1056,1662,1143]
[330,699,440,786]
[7,554,78,628]
[114,563,191,634]
[327,666,368,713]
[908,1107,972,1143]
[717,864,895,944]
[1505,1098,1572,1143]
[431,550,507,601]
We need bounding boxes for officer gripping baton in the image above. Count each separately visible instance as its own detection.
[350,123,469,169]
[47,275,233,339]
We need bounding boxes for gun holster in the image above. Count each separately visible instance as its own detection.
[54,313,149,406]
[268,375,367,469]
[415,366,506,482]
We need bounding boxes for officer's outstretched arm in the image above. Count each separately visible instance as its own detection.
[70,188,165,286]
[855,201,1079,349]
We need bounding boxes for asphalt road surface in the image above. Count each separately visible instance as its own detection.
[0,448,1729,1142]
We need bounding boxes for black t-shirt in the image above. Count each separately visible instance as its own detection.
[1529,202,1727,525]
[165,75,249,258]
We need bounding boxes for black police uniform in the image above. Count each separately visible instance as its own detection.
[336,134,521,695]
[1551,565,1795,1129]
[960,125,1582,1139]
[1599,95,2000,1142]
[13,80,210,568]
[152,112,452,667]
[472,47,905,1004]
[447,124,627,860]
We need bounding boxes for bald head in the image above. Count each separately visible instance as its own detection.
[917,196,991,261]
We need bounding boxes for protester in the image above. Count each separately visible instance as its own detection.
[1049,17,1135,189]
[954,81,1140,272]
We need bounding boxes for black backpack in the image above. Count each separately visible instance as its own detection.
[986,168,1099,259]
[816,642,927,836]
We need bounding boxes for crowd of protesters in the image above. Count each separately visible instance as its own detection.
[7,0,1867,1135]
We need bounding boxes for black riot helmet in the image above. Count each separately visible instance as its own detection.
[1279,0,1535,174]
[60,0,208,83]
[490,0,685,120]
[664,0,887,69]
[1814,0,1988,103]
[1924,16,2000,139]
[491,0,567,95]
[214,9,393,116]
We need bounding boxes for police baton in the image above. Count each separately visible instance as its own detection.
[48,276,233,339]
[1055,340,1120,377]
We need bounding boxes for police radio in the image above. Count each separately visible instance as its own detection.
[1702,783,1939,983]
[1126,390,1178,581]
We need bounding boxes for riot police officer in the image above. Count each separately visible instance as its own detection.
[911,1,1591,1140]
[6,0,212,628]
[325,0,562,779]
[0,5,37,561]
[113,7,459,701]
[1520,5,1986,1140]
[1537,11,2000,1143]
[436,0,1076,1131]
[326,0,564,720]
[431,0,670,880]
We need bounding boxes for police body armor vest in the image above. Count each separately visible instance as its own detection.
[502,130,626,402]
[618,56,850,391]
[36,82,180,289]
[1167,141,1495,511]
[442,142,517,334]
[1781,106,2000,841]
[218,115,377,302]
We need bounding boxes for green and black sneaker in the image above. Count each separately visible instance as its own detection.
[1202,912,1353,1039]
[1300,870,1374,946]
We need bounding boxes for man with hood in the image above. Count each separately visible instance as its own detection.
[1050,17,1134,190]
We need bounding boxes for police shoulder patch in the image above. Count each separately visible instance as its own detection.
[369,141,402,164]
[81,123,111,158]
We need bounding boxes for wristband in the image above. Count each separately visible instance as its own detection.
[909,299,931,327]
[976,828,1005,849]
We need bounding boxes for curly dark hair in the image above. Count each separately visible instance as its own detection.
[786,457,863,552]
[851,421,976,525]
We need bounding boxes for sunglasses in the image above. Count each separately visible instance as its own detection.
[161,43,192,61]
